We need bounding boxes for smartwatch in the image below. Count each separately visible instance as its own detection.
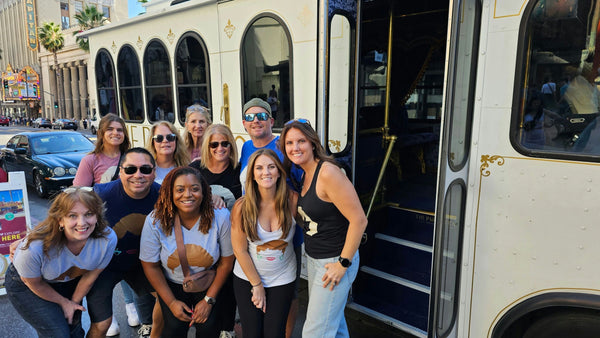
[204,296,216,305]
[338,256,352,268]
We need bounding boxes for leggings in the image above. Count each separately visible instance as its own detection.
[233,275,294,338]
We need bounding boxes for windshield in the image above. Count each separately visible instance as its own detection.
[30,134,94,154]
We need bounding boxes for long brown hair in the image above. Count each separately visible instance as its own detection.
[153,167,214,235]
[146,121,190,166]
[241,149,292,241]
[92,113,130,155]
[22,187,109,257]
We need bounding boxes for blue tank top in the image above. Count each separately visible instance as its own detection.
[297,161,348,258]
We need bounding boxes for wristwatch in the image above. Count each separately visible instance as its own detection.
[338,256,352,268]
[204,296,216,305]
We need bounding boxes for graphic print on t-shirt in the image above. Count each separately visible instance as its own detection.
[256,239,288,262]
[55,266,91,281]
[167,243,214,272]
[297,206,317,236]
[113,213,147,238]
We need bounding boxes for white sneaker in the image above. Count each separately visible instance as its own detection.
[219,330,236,338]
[106,316,120,336]
[125,302,140,326]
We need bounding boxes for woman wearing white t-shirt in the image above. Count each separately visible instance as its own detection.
[231,149,297,338]
[6,187,117,338]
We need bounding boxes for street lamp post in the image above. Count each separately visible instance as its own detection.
[43,90,55,122]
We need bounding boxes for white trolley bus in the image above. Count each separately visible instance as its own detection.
[83,0,600,337]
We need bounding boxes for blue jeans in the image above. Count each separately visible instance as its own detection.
[5,264,84,338]
[121,280,135,304]
[302,251,359,338]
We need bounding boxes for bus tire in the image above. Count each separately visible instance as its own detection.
[522,310,600,338]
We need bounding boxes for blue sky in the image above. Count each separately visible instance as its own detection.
[128,0,146,18]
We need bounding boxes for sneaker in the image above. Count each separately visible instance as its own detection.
[137,324,152,338]
[106,316,120,336]
[125,302,140,326]
[219,330,236,338]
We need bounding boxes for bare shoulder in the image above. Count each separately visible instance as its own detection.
[319,161,346,182]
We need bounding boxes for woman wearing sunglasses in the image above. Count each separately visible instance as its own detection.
[189,124,240,337]
[184,104,212,162]
[6,187,117,338]
[74,113,130,186]
[147,121,190,184]
[230,149,297,338]
[140,167,234,337]
[280,120,367,338]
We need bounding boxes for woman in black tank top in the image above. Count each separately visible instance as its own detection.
[280,120,367,337]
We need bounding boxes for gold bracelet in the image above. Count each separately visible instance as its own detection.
[251,281,262,287]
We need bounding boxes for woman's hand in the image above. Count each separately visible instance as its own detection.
[59,298,86,324]
[211,194,226,209]
[190,299,213,324]
[322,261,347,291]
[9,238,24,262]
[167,299,193,322]
[251,284,266,312]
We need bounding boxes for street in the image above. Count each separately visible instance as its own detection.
[0,125,409,338]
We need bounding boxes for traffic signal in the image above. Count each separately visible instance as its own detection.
[54,101,58,109]
[3,80,7,89]
[32,84,38,97]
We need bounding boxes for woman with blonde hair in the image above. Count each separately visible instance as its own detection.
[184,104,212,162]
[231,149,297,338]
[74,113,130,186]
[6,187,117,337]
[147,121,190,184]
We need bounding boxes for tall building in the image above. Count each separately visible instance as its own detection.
[0,0,127,120]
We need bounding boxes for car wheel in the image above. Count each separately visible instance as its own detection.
[34,172,49,198]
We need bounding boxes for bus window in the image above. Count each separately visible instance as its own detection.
[517,0,600,157]
[95,49,117,117]
[327,14,352,154]
[118,45,144,122]
[144,40,174,124]
[176,33,211,124]
[242,15,293,129]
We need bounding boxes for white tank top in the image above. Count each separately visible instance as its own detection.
[233,220,296,287]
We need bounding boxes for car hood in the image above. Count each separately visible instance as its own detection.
[33,152,86,169]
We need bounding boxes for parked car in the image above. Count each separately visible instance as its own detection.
[0,131,94,197]
[33,117,52,128]
[0,116,9,126]
[52,118,78,130]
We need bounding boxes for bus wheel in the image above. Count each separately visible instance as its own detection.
[522,310,600,338]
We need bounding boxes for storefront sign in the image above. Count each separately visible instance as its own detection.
[24,0,37,50]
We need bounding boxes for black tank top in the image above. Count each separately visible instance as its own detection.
[297,161,348,258]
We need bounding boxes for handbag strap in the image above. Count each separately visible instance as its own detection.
[173,214,191,278]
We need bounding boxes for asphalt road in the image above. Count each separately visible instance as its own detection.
[0,124,410,338]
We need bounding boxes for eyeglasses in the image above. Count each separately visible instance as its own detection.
[285,118,311,126]
[121,165,154,175]
[243,112,271,122]
[209,141,231,149]
[63,186,93,194]
[152,134,177,143]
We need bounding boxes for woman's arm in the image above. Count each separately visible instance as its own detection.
[71,268,103,304]
[318,163,368,290]
[192,254,234,324]
[21,276,86,324]
[230,200,266,312]
[141,260,192,322]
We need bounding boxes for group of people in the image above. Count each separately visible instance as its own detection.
[5,97,368,338]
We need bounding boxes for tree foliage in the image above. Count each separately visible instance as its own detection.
[73,5,107,51]
[38,22,64,54]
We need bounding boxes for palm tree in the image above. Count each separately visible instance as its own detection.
[38,22,64,119]
[73,5,108,51]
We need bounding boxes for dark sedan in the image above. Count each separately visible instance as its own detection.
[52,118,78,130]
[0,131,94,197]
[33,117,52,128]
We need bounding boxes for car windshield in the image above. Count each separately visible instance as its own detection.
[30,133,94,154]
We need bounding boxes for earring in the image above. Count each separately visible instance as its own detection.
[59,226,64,231]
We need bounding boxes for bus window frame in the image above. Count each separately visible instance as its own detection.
[117,44,145,124]
[326,9,356,157]
[95,48,118,118]
[174,31,212,125]
[511,0,600,162]
[143,38,175,124]
[239,13,295,132]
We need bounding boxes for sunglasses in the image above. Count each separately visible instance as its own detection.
[209,141,231,149]
[285,118,311,126]
[63,186,93,194]
[121,165,154,175]
[243,112,271,122]
[152,134,177,143]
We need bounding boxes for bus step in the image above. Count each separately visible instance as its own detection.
[352,267,429,332]
[361,234,432,286]
[383,206,434,246]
